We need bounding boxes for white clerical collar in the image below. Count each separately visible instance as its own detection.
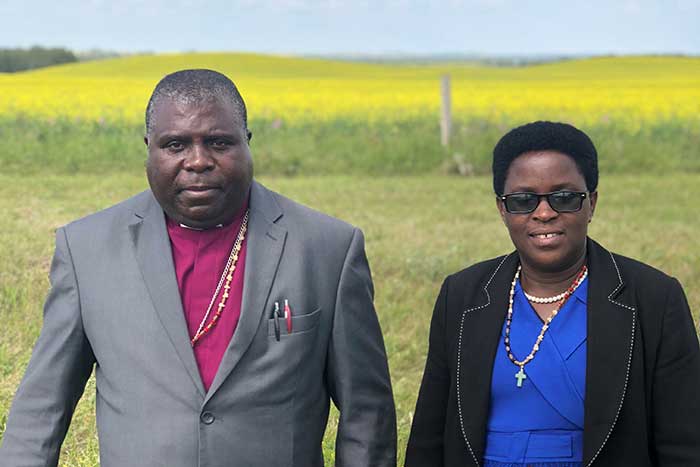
[178,223,224,231]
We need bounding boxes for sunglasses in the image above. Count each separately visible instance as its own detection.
[499,190,588,214]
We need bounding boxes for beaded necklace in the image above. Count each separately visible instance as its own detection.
[190,210,249,347]
[504,264,588,388]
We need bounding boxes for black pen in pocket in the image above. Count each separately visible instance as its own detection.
[273,301,281,341]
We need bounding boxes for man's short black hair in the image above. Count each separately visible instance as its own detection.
[492,121,599,195]
[145,69,247,135]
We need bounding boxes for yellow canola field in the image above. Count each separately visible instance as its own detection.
[1,53,699,126]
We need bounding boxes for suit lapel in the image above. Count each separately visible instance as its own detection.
[128,191,206,398]
[205,182,287,402]
[457,253,517,465]
[583,238,637,466]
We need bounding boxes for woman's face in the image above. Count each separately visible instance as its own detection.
[498,150,597,273]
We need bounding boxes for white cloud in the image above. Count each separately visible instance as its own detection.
[622,0,642,14]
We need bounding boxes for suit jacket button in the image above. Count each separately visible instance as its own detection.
[200,412,215,425]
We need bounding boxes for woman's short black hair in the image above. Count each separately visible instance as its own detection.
[492,121,598,195]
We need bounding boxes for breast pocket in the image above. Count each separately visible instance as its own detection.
[267,307,321,338]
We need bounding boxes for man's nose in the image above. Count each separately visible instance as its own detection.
[183,143,214,172]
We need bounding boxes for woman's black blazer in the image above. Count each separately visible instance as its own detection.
[405,238,700,466]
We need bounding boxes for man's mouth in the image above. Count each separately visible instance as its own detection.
[177,186,221,205]
[181,185,218,192]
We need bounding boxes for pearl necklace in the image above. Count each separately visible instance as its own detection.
[523,290,568,304]
[504,264,588,388]
[523,267,589,304]
[190,210,249,347]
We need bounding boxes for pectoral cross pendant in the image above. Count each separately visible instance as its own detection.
[515,367,527,388]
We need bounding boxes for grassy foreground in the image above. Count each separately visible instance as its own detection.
[3,116,699,176]
[0,174,698,466]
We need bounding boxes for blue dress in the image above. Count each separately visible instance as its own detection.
[484,277,588,467]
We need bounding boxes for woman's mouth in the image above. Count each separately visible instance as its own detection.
[529,231,564,247]
[532,232,561,239]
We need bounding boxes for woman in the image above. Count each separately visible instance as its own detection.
[405,121,700,466]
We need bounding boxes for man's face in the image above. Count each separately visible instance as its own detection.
[145,97,253,229]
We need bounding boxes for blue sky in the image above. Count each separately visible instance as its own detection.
[1,0,698,56]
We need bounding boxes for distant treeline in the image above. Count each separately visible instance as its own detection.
[0,46,77,72]
[312,53,577,66]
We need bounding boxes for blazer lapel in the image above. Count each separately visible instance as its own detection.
[457,252,518,465]
[583,238,637,465]
[128,191,206,398]
[205,182,287,402]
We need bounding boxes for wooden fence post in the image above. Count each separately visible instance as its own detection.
[440,74,452,147]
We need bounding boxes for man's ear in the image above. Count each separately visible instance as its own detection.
[144,136,149,147]
[246,130,253,143]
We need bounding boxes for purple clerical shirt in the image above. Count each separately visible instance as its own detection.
[166,202,248,392]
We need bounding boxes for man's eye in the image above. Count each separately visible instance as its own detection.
[165,141,185,151]
[210,139,232,149]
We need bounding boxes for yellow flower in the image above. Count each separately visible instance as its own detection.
[1,54,698,127]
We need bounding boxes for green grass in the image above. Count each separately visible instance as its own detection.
[1,173,699,466]
[2,117,699,176]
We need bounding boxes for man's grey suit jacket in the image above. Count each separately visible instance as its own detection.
[0,181,396,467]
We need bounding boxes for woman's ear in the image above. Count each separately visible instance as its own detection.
[496,197,507,224]
[588,191,598,223]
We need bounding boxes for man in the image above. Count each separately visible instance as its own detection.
[0,69,396,467]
